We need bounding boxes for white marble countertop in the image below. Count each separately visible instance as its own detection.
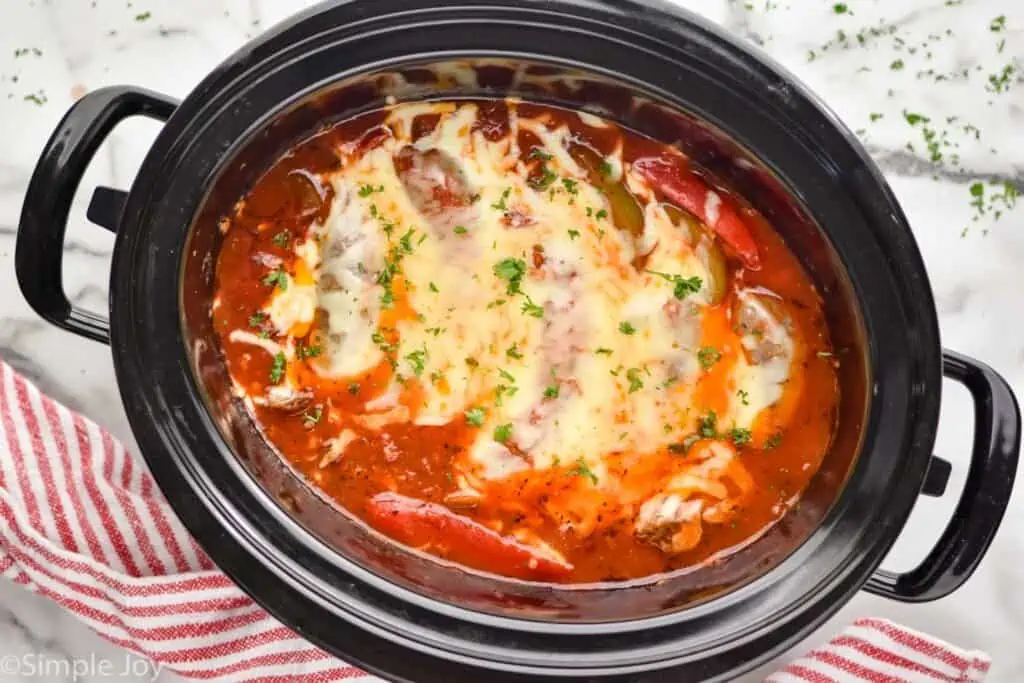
[0,0,1021,681]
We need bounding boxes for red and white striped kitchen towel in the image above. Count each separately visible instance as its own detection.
[0,360,991,682]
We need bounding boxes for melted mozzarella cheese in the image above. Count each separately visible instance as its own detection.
[265,102,795,483]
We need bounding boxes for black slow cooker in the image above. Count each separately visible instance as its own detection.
[15,1,1020,680]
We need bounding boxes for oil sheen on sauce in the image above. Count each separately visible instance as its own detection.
[211,99,840,583]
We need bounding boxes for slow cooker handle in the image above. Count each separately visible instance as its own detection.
[865,349,1020,602]
[15,86,178,345]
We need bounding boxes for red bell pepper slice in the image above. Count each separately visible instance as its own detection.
[365,492,573,581]
[633,156,762,269]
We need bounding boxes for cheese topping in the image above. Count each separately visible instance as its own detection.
[256,102,797,484]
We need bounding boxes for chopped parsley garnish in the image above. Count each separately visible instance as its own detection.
[497,368,516,383]
[697,346,722,370]
[348,382,360,395]
[453,225,468,235]
[832,3,848,14]
[405,347,428,376]
[737,389,750,405]
[248,312,266,328]
[727,427,753,447]
[669,434,701,454]
[465,407,486,426]
[618,321,637,335]
[398,228,417,254]
[494,423,514,443]
[506,344,523,359]
[625,368,644,393]
[494,384,518,407]
[296,343,322,360]
[543,383,560,399]
[697,410,718,438]
[425,326,445,337]
[567,229,580,240]
[269,353,287,384]
[595,347,613,356]
[765,431,783,449]
[561,178,579,195]
[521,298,544,318]
[529,166,557,190]
[493,257,527,293]
[371,330,397,353]
[303,406,323,428]
[271,232,290,247]
[528,148,553,161]
[890,59,905,71]
[262,268,288,290]
[358,183,384,197]
[135,11,152,21]
[598,161,613,177]
[595,209,608,220]
[990,15,1006,32]
[465,357,479,368]
[494,257,543,318]
[647,270,702,299]
[429,281,439,293]
[569,457,598,484]
[491,187,512,212]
